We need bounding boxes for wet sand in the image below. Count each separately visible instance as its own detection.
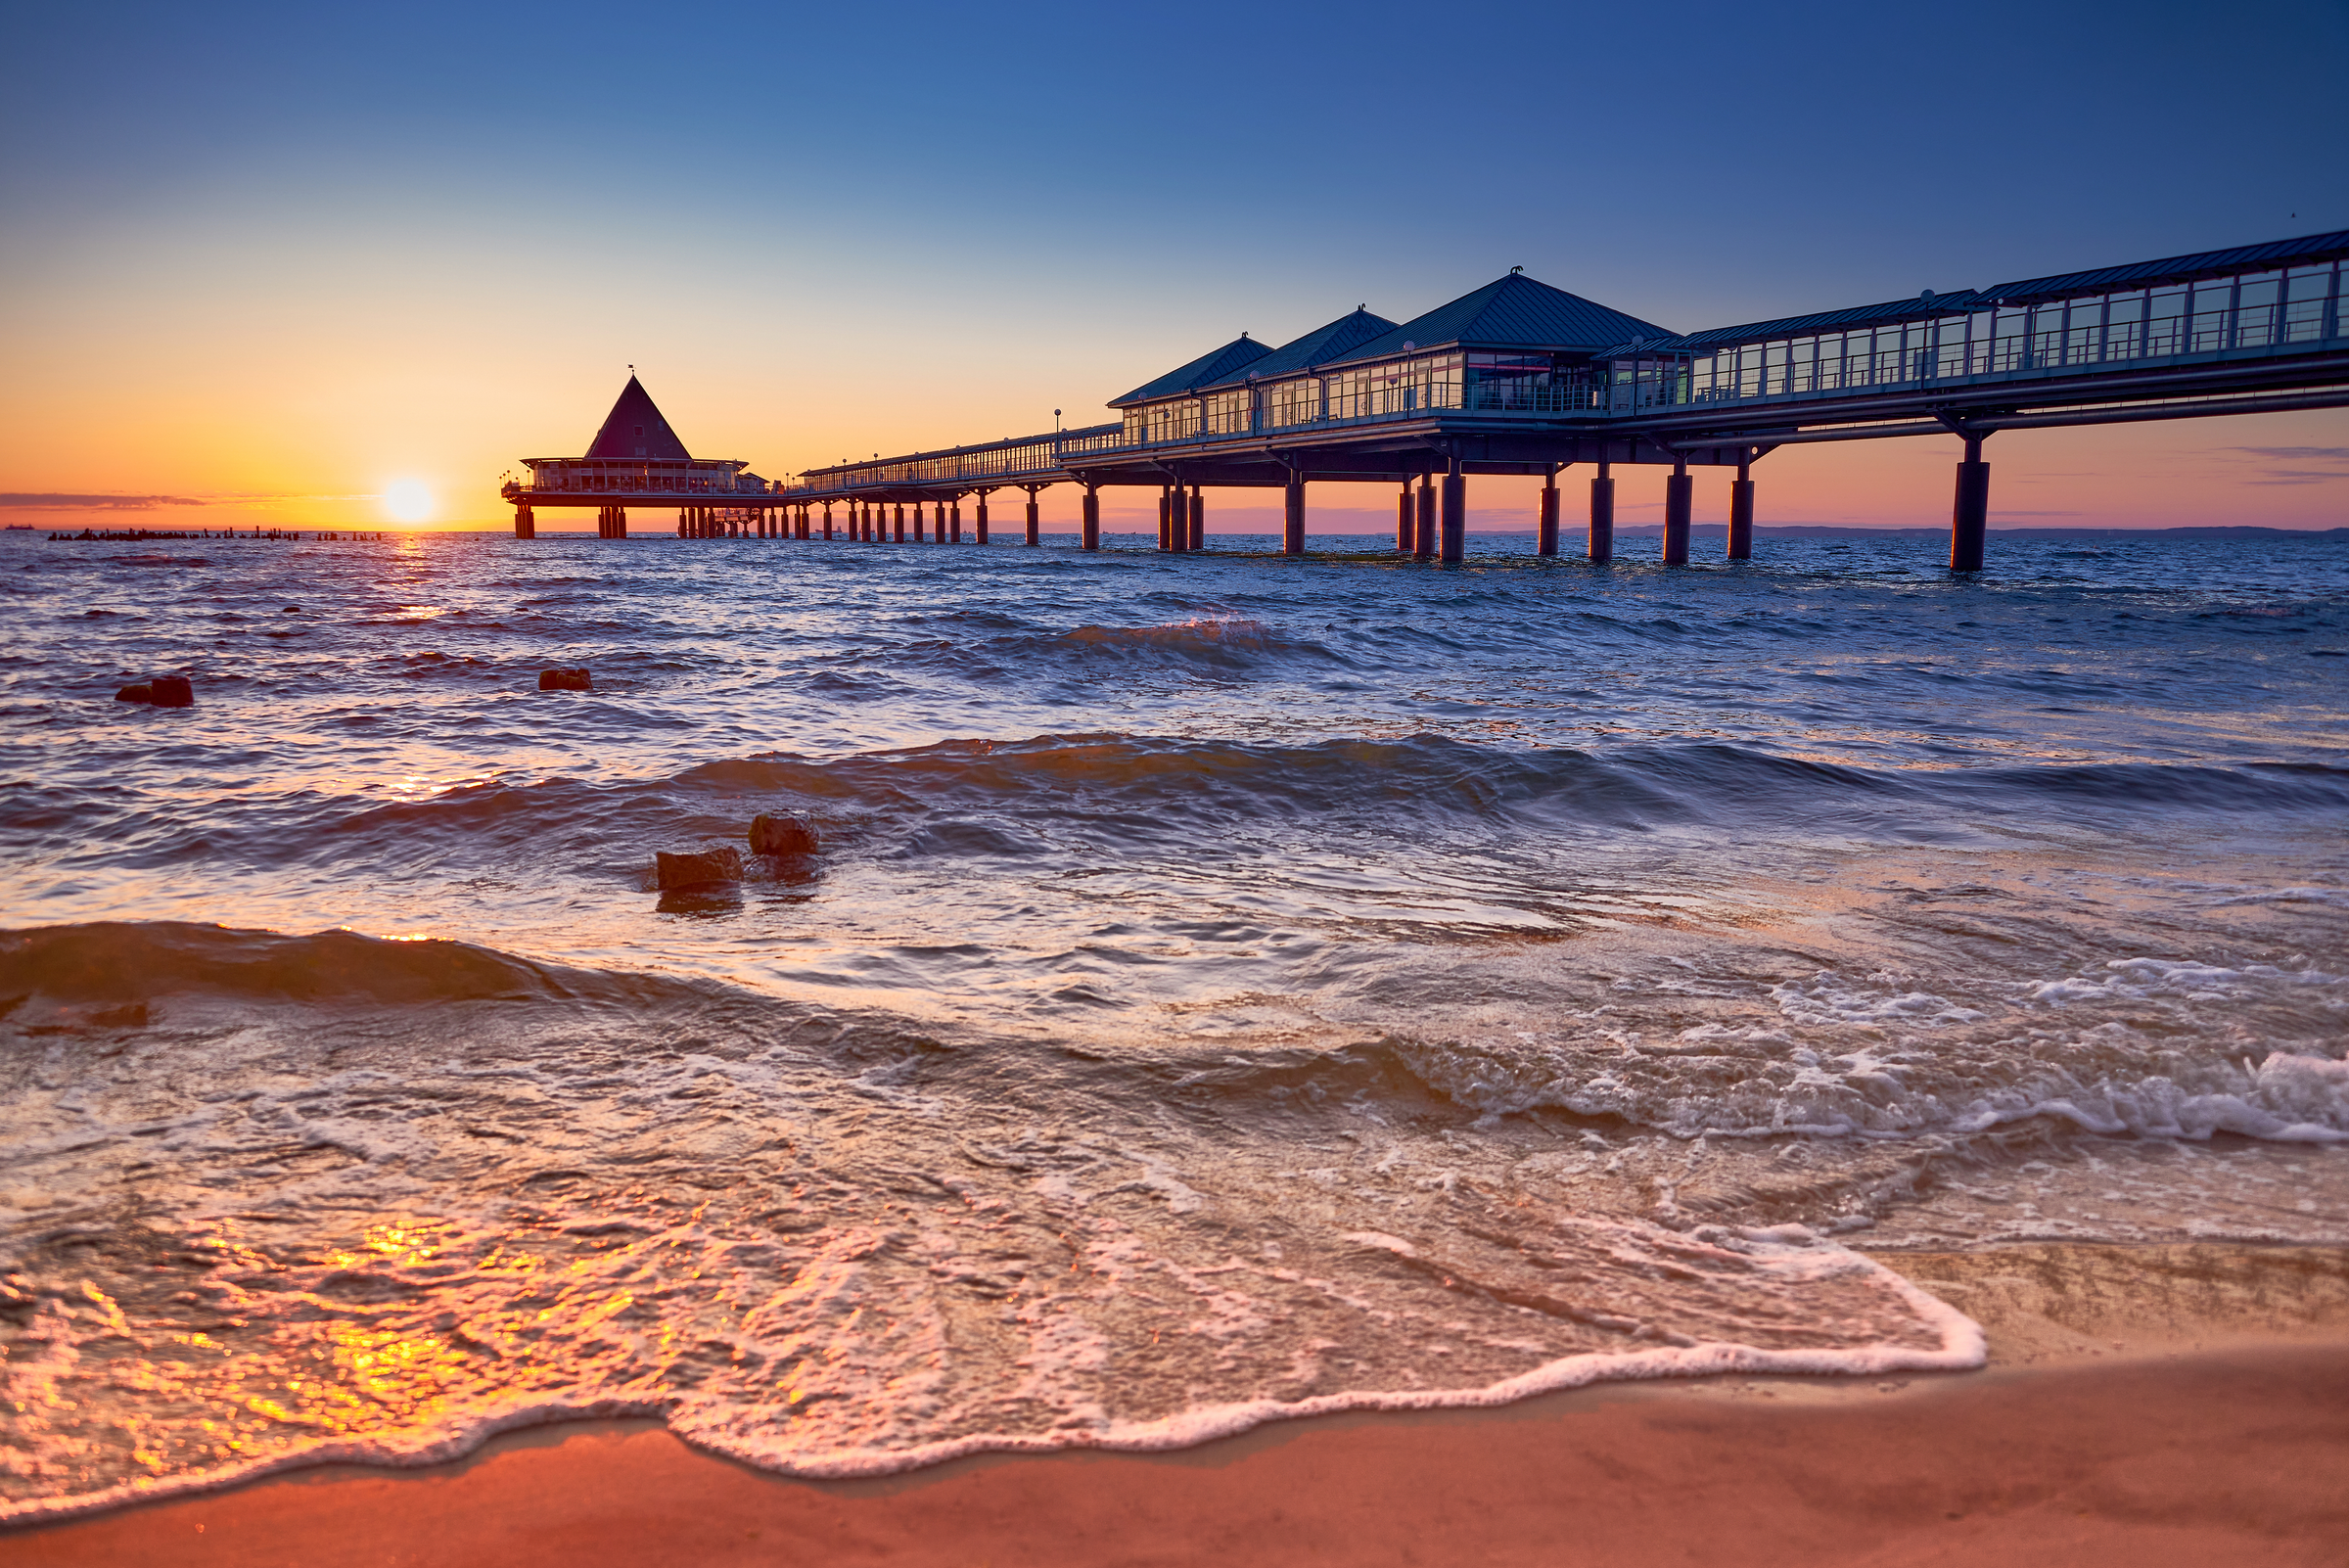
[7,1243,2346,1567]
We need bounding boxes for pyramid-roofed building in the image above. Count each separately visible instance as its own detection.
[583,376,694,461]
[521,376,763,497]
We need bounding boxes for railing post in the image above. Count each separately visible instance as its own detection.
[1082,485,1100,551]
[1662,457,1690,566]
[1951,436,1990,572]
[1537,467,1559,557]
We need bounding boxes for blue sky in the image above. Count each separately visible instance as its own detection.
[4,0,2345,528]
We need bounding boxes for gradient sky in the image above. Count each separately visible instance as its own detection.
[4,0,2346,532]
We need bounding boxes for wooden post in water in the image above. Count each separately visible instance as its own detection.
[1082,485,1100,550]
[1189,486,1204,551]
[1589,462,1614,562]
[950,499,962,544]
[1024,486,1041,547]
[1439,459,1465,564]
[821,503,834,540]
[1727,453,1755,560]
[975,491,990,545]
[1158,487,1173,551]
[895,504,905,543]
[514,504,533,539]
[1282,479,1305,556]
[1663,456,1691,566]
[1398,481,1413,552]
[1538,467,1559,556]
[1951,436,1989,571]
[1414,474,1435,559]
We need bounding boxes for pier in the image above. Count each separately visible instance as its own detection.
[503,230,2349,570]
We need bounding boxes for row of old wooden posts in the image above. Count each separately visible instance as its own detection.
[546,464,1767,565]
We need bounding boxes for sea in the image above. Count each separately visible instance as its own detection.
[3,523,2345,1521]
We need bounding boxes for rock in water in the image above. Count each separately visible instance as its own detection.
[115,683,153,704]
[749,813,819,856]
[538,668,592,691]
[656,848,743,890]
[148,675,193,708]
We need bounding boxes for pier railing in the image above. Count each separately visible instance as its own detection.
[764,246,2345,497]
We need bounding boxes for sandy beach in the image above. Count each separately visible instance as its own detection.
[6,1242,2343,1567]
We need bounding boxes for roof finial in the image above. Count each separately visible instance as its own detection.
[1509,265,1524,275]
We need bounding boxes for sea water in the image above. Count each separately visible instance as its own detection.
[3,525,2344,1520]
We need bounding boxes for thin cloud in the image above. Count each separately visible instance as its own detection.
[2227,446,2349,464]
[0,492,207,510]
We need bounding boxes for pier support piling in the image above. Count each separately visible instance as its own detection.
[1081,486,1100,551]
[1414,475,1435,559]
[1663,459,1691,566]
[1951,437,1990,572]
[1283,478,1305,556]
[1727,455,1754,560]
[1189,486,1204,551]
[1538,468,1559,557]
[895,504,905,543]
[975,492,990,546]
[514,504,533,539]
[1589,462,1614,562]
[1159,487,1174,552]
[950,500,962,545]
[1025,490,1040,546]
[822,504,834,541]
[1398,481,1413,552]
[1439,460,1465,564]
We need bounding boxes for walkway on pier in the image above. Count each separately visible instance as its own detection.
[508,230,2349,570]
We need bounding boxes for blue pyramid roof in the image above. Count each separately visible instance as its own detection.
[1110,335,1272,407]
[1336,274,1676,364]
[1198,307,1400,389]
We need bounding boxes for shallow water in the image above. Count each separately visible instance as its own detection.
[3,526,2345,1518]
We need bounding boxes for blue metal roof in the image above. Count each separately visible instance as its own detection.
[1199,307,1399,389]
[1980,228,2349,303]
[1621,291,1991,355]
[1110,335,1272,407]
[1331,274,1678,366]
[1622,229,2349,355]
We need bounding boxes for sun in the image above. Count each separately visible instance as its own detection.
[383,480,435,525]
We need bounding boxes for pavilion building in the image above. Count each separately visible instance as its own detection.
[507,376,768,537]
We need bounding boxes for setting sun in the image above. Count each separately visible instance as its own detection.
[383,480,434,524]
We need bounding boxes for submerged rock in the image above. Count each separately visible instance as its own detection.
[538,668,592,691]
[656,848,742,890]
[115,676,192,707]
[749,813,819,856]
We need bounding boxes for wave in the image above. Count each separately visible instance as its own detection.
[0,920,711,1009]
